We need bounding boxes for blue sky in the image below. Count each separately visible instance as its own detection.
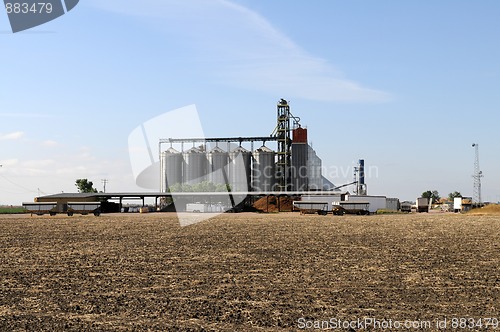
[1,0,499,204]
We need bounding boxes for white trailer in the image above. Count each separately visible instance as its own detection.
[23,202,58,216]
[301,194,344,211]
[186,203,226,213]
[293,201,329,215]
[454,197,472,212]
[453,197,462,212]
[333,201,370,215]
[67,202,101,216]
[345,195,387,213]
[186,203,209,213]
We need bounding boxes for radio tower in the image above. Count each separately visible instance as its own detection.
[472,143,483,204]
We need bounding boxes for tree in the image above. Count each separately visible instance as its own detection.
[422,190,440,202]
[75,179,98,193]
[167,181,231,193]
[448,191,462,201]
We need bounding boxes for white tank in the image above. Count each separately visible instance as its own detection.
[183,147,207,185]
[229,146,252,192]
[208,146,229,186]
[307,145,322,191]
[253,146,275,192]
[161,147,183,192]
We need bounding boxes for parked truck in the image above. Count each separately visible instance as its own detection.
[416,197,430,213]
[454,197,472,213]
[400,201,412,213]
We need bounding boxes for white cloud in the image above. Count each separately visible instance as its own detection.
[74,147,97,161]
[1,159,55,176]
[0,159,19,167]
[0,143,137,204]
[41,140,60,147]
[21,159,56,169]
[55,166,89,175]
[87,0,391,102]
[0,131,24,140]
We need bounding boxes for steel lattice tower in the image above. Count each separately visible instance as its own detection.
[276,99,292,191]
[472,143,483,204]
[271,99,301,191]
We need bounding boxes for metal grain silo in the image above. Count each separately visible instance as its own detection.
[252,146,275,192]
[183,147,207,185]
[229,146,252,192]
[307,145,322,191]
[208,146,229,186]
[161,147,183,192]
[291,143,308,191]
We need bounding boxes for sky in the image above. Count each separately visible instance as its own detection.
[1,0,499,205]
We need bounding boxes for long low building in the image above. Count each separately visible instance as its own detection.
[34,191,346,213]
[34,192,399,214]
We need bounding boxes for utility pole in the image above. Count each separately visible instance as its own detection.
[101,179,109,193]
[472,143,483,204]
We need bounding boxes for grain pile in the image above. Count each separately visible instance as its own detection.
[252,196,294,212]
[468,204,500,215]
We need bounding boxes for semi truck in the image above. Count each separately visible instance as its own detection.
[416,197,429,213]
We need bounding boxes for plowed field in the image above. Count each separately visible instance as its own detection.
[0,213,498,331]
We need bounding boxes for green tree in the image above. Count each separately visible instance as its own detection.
[448,191,462,201]
[75,179,98,193]
[167,181,231,193]
[422,190,440,202]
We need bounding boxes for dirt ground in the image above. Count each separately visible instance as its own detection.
[0,212,498,331]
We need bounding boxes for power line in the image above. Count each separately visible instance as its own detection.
[0,174,39,194]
